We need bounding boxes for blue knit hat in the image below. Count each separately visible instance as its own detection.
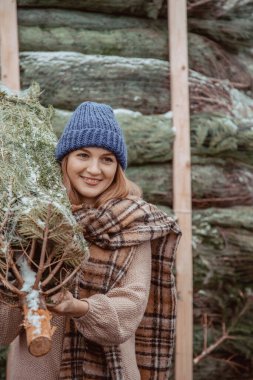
[55,102,127,170]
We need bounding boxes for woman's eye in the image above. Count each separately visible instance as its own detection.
[103,157,114,163]
[77,153,89,159]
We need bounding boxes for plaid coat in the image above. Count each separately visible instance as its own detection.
[59,198,181,380]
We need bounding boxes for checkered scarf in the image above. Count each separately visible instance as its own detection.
[59,198,181,380]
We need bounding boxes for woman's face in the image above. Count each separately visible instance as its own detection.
[66,147,118,204]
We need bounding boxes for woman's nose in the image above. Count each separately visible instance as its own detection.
[86,159,101,175]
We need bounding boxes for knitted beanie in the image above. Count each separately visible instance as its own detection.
[55,102,127,170]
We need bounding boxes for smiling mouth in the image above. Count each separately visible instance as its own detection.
[80,176,102,185]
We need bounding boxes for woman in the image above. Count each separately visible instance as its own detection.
[2,102,181,380]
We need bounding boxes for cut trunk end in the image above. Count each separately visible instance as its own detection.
[22,297,56,357]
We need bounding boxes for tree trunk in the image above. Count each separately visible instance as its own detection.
[126,163,253,208]
[21,293,55,357]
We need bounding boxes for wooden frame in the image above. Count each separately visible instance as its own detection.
[168,1,193,379]
[0,0,20,91]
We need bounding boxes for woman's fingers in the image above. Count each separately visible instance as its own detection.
[45,290,88,318]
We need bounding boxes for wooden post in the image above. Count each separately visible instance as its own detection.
[168,1,193,380]
[0,0,20,91]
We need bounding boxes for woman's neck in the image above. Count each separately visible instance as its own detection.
[80,197,96,208]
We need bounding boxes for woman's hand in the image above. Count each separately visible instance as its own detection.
[46,290,89,318]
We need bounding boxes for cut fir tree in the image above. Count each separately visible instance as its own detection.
[0,84,89,357]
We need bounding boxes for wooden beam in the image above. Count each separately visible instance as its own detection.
[0,0,20,91]
[168,1,193,380]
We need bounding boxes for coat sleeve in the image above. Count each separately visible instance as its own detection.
[73,241,151,346]
[0,303,23,345]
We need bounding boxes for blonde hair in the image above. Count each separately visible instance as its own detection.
[61,155,142,208]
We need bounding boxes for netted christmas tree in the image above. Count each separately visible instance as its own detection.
[0,84,89,356]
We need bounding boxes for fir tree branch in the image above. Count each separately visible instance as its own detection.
[19,241,39,270]
[203,313,208,351]
[42,250,68,288]
[44,263,82,296]
[194,326,236,365]
[33,204,51,290]
[187,0,212,12]
[44,246,58,268]
[214,355,248,372]
[8,251,23,287]
[0,273,23,296]
[194,298,251,367]
[29,238,37,262]
[228,297,252,333]
[0,199,15,232]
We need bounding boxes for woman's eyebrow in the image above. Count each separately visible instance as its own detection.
[78,148,114,157]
